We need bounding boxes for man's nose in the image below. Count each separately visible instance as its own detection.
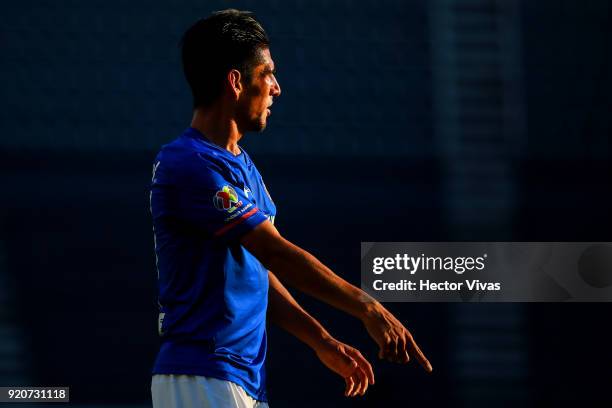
[271,75,281,97]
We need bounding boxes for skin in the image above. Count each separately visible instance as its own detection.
[243,221,433,397]
[234,48,280,133]
[267,271,374,397]
[191,47,432,398]
[191,47,280,155]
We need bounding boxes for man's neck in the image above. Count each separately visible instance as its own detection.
[190,107,243,156]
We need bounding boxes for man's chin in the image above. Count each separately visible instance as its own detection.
[241,115,267,133]
[252,118,267,132]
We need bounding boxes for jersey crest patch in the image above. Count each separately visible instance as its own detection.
[213,185,243,213]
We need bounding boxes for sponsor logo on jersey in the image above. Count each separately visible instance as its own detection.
[213,186,243,213]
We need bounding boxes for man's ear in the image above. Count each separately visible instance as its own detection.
[228,69,243,100]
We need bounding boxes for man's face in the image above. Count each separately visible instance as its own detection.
[236,48,281,132]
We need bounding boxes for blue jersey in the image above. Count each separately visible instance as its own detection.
[149,127,276,402]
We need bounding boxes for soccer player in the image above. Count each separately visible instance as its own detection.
[149,9,432,408]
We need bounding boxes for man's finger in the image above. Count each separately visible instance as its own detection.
[393,334,405,363]
[380,333,392,360]
[402,349,410,363]
[385,335,400,362]
[349,373,361,397]
[345,348,375,385]
[392,335,400,362]
[378,347,384,360]
[349,375,358,397]
[408,335,433,372]
[344,376,355,397]
[355,368,368,396]
[353,370,363,396]
[398,335,409,363]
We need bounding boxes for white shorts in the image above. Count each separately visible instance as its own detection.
[151,374,270,408]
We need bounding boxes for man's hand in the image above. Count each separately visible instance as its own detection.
[314,337,375,397]
[362,301,433,372]
[242,222,433,376]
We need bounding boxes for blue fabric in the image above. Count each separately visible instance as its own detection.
[150,127,276,402]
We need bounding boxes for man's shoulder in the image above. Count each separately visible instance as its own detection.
[157,134,221,166]
[155,137,237,188]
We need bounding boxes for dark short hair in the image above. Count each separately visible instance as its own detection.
[180,9,270,108]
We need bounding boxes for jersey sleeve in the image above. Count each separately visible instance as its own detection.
[152,152,268,242]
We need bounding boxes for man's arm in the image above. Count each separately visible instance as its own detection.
[268,271,373,397]
[242,220,432,372]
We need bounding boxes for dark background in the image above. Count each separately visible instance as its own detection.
[1,0,611,407]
